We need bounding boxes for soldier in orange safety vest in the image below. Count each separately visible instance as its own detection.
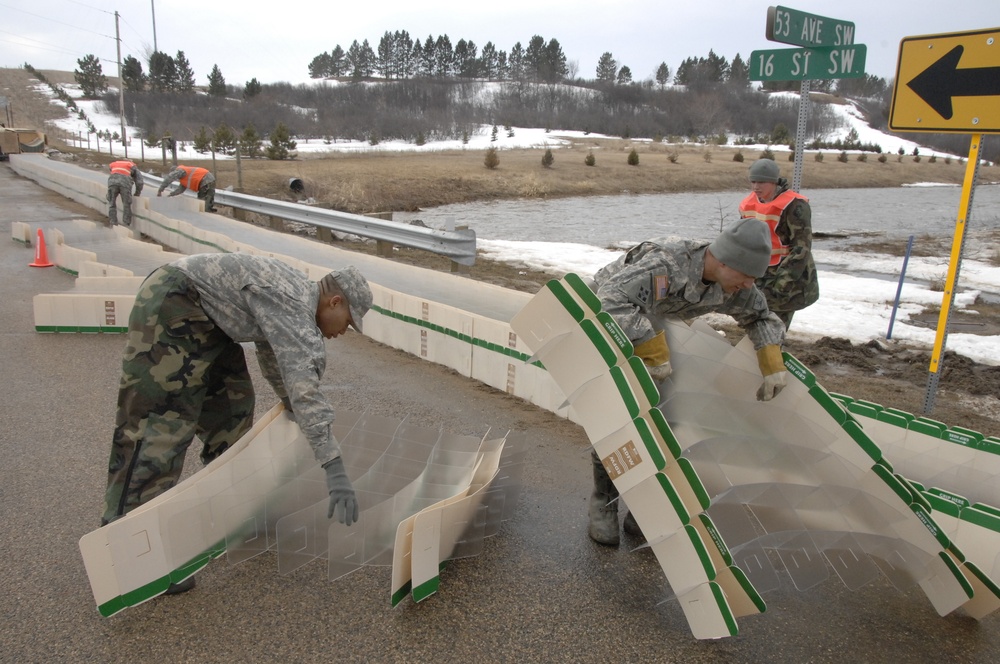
[107,160,144,226]
[157,165,217,212]
[738,158,819,329]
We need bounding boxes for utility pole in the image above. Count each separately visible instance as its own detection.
[115,11,128,158]
[151,1,158,53]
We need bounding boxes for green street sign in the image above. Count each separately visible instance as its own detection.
[767,5,856,48]
[750,45,867,81]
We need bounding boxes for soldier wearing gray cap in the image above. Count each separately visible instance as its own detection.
[102,253,373,593]
[586,218,786,546]
[740,158,819,329]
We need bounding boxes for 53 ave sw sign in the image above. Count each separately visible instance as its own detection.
[889,28,1000,133]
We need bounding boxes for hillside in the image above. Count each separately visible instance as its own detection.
[1,67,978,214]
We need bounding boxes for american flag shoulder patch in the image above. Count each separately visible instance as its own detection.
[653,275,669,300]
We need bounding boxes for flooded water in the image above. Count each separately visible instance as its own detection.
[395,183,1000,251]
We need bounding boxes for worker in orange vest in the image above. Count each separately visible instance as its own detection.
[157,165,217,212]
[107,160,144,226]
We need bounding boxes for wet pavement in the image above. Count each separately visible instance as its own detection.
[2,162,999,663]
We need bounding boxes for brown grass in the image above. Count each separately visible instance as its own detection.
[2,67,977,215]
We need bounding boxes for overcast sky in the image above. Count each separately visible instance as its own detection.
[1,0,996,87]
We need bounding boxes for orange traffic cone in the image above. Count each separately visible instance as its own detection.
[29,228,53,268]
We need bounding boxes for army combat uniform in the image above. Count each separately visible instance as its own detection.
[102,254,341,524]
[107,160,143,226]
[739,178,819,328]
[158,165,217,212]
[593,238,786,351]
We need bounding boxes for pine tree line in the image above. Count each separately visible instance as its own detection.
[308,32,569,83]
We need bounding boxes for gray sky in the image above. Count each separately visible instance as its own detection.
[1,0,996,86]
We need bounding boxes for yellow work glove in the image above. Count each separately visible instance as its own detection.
[756,344,787,401]
[634,331,672,381]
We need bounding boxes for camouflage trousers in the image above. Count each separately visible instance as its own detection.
[197,175,216,211]
[107,174,134,226]
[102,266,255,525]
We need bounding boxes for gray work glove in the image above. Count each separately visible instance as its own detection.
[647,361,673,382]
[756,370,788,401]
[323,456,359,525]
[280,396,294,421]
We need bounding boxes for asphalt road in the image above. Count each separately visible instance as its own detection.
[2,162,999,663]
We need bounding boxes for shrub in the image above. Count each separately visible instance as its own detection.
[838,151,849,163]
[703,151,712,163]
[415,131,426,146]
[668,151,679,163]
[541,148,554,168]
[788,151,795,161]
[856,152,868,162]
[733,150,745,163]
[877,154,888,163]
[929,154,937,163]
[815,152,824,162]
[761,146,775,160]
[627,148,639,166]
[585,151,596,167]
[484,146,499,169]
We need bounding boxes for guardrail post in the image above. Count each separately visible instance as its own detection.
[376,240,395,258]
[268,215,285,231]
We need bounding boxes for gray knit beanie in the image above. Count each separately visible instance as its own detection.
[707,218,771,278]
[748,158,780,183]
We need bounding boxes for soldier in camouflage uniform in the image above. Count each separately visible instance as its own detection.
[106,160,143,226]
[739,158,819,329]
[157,164,217,212]
[587,218,787,546]
[102,254,372,590]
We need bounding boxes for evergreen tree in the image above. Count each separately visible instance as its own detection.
[207,64,227,97]
[243,78,262,99]
[543,38,567,83]
[212,122,237,155]
[266,122,297,160]
[174,51,196,92]
[121,55,145,93]
[541,148,554,168]
[330,45,346,76]
[616,66,633,85]
[508,42,524,81]
[420,35,436,77]
[147,51,177,92]
[192,126,212,154]
[376,32,394,78]
[240,123,263,158]
[523,35,546,82]
[655,62,670,89]
[74,54,107,98]
[308,52,332,78]
[728,53,749,86]
[596,52,617,83]
[480,42,498,80]
[433,35,453,77]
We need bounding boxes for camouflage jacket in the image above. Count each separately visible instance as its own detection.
[173,253,340,464]
[741,178,820,315]
[593,239,785,350]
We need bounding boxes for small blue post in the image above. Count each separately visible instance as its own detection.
[886,235,915,340]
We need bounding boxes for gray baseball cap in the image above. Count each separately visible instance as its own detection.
[329,266,373,332]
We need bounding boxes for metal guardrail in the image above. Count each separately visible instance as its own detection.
[144,174,478,266]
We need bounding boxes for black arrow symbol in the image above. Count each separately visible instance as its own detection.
[907,44,1000,120]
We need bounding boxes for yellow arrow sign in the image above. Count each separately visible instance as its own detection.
[889,28,1000,133]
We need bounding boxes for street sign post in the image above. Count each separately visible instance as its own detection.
[750,45,867,81]
[889,27,1000,133]
[767,5,856,47]
[760,6,866,192]
[887,27,1000,413]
